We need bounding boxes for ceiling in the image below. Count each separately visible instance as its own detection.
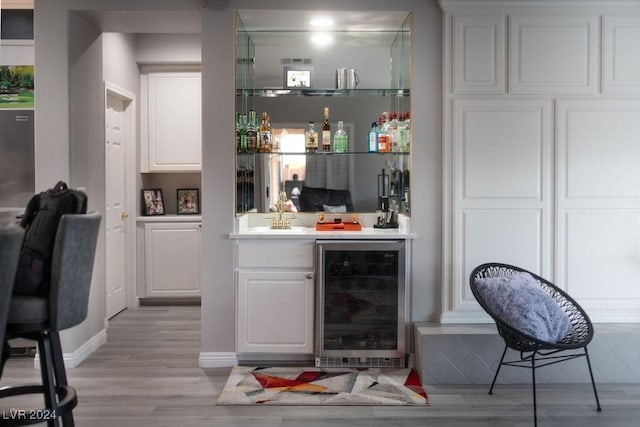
[76,10,202,34]
[237,9,410,33]
[238,10,411,48]
[72,9,409,38]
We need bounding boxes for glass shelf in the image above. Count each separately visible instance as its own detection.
[236,151,410,156]
[236,88,410,97]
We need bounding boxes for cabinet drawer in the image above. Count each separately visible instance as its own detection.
[237,241,314,269]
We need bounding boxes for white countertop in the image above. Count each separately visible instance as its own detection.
[230,212,416,240]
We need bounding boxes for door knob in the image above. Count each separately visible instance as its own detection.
[306,273,313,279]
[121,211,129,220]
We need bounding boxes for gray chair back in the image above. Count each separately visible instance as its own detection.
[49,212,101,331]
[0,226,24,345]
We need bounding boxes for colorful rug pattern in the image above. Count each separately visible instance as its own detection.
[216,366,429,406]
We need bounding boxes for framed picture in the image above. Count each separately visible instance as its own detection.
[177,188,200,215]
[141,189,165,216]
[283,65,313,88]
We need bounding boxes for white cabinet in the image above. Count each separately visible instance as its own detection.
[141,69,201,172]
[235,240,315,354]
[143,221,201,298]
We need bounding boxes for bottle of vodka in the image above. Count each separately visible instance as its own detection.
[333,120,348,153]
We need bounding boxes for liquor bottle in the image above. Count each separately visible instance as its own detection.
[235,112,241,152]
[258,111,273,152]
[305,121,318,152]
[388,111,399,152]
[321,107,331,152]
[402,110,411,152]
[334,120,348,153]
[246,109,258,153]
[377,113,390,152]
[238,113,248,153]
[367,121,378,152]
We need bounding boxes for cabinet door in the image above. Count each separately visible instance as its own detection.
[146,72,201,171]
[144,222,201,297]
[237,270,314,353]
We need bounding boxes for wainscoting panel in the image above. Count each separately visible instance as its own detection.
[456,209,543,310]
[443,99,552,322]
[455,99,548,200]
[603,16,640,94]
[452,14,505,94]
[557,100,640,321]
[509,15,598,94]
[558,100,640,200]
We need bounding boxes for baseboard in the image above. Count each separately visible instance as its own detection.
[139,297,201,306]
[34,328,107,369]
[199,352,238,368]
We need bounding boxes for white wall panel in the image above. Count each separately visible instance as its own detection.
[557,100,640,321]
[509,15,597,94]
[603,16,640,94]
[557,100,640,201]
[458,210,543,305]
[456,100,547,200]
[563,211,640,300]
[445,99,553,322]
[453,14,505,94]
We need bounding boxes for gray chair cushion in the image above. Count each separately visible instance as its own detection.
[1,226,25,344]
[7,295,48,325]
[474,272,571,342]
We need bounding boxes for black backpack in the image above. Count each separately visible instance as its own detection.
[13,181,88,295]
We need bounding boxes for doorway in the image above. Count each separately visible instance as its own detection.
[104,82,136,319]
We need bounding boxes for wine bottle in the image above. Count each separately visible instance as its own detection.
[322,107,331,152]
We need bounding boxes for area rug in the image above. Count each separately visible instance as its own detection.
[216,366,429,406]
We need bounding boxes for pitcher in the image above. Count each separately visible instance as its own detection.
[336,68,359,89]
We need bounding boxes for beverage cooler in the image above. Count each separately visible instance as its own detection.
[315,240,406,367]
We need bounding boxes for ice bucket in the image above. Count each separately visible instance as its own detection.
[336,68,359,89]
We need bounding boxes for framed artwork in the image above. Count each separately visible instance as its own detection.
[283,66,313,88]
[177,188,200,215]
[141,189,165,216]
[0,65,34,109]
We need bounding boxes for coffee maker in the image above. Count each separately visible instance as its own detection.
[374,169,399,229]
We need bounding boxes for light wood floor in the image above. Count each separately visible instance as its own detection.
[1,306,639,426]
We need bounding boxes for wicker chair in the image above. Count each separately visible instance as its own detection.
[469,263,601,426]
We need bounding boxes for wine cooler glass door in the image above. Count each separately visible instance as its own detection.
[316,240,405,362]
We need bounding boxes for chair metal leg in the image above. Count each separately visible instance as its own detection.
[489,345,508,395]
[38,333,60,427]
[50,331,75,427]
[531,352,537,427]
[583,346,602,412]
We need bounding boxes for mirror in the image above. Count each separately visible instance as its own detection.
[235,10,411,214]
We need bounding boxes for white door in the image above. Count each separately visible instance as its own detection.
[105,88,131,319]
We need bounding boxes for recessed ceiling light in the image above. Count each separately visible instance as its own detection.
[310,33,333,47]
[310,17,334,27]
